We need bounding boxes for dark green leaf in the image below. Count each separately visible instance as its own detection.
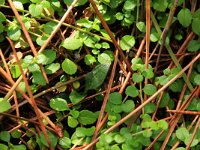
[108,92,122,105]
[85,64,110,92]
[132,73,144,83]
[144,103,156,114]
[78,110,97,125]
[143,84,157,96]
[187,40,200,52]
[192,18,200,36]
[121,100,135,113]
[69,91,86,105]
[39,130,57,148]
[125,85,139,98]
[32,71,46,85]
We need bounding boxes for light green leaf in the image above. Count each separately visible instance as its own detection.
[78,110,97,125]
[28,63,40,72]
[98,53,111,65]
[176,127,189,141]
[49,98,69,111]
[132,73,144,83]
[59,137,71,149]
[177,8,192,27]
[84,54,96,65]
[0,12,6,22]
[37,49,56,65]
[7,27,21,41]
[157,120,168,130]
[136,21,146,32]
[120,35,135,51]
[77,18,92,28]
[62,58,77,75]
[61,37,83,50]
[0,98,11,113]
[0,144,8,150]
[68,116,78,128]
[29,4,43,17]
[85,64,110,91]
[44,63,60,74]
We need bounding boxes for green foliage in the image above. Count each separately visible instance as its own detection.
[60,37,83,50]
[84,64,110,92]
[108,92,122,105]
[0,98,11,113]
[125,85,139,98]
[77,110,97,125]
[120,35,135,51]
[49,97,69,111]
[177,8,192,27]
[62,58,77,75]
[143,84,157,96]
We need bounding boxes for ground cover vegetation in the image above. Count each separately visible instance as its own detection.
[0,0,200,149]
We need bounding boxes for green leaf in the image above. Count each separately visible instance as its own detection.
[68,116,78,128]
[69,91,86,105]
[11,144,26,150]
[121,100,135,113]
[187,40,200,52]
[114,134,125,143]
[77,18,92,28]
[0,131,10,142]
[0,12,6,22]
[184,135,199,147]
[125,85,139,98]
[10,64,21,78]
[192,18,200,36]
[157,120,168,130]
[85,64,110,91]
[64,0,87,6]
[11,130,22,138]
[143,130,152,138]
[98,53,111,65]
[194,74,200,85]
[13,1,24,10]
[108,92,122,105]
[0,98,11,113]
[78,110,97,125]
[169,79,183,92]
[158,92,170,108]
[37,49,56,65]
[28,63,40,72]
[0,144,8,150]
[32,71,46,85]
[144,103,156,114]
[29,4,43,17]
[84,54,96,65]
[44,63,60,74]
[62,58,77,75]
[0,0,5,5]
[61,37,83,50]
[153,0,168,12]
[132,73,144,83]
[39,130,57,148]
[176,127,189,141]
[43,21,57,35]
[0,22,4,33]
[143,84,157,96]
[177,8,192,27]
[131,57,144,71]
[120,35,135,51]
[23,55,34,65]
[136,21,146,32]
[7,27,21,41]
[59,137,71,149]
[123,0,136,11]
[49,97,69,111]
[115,12,124,20]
